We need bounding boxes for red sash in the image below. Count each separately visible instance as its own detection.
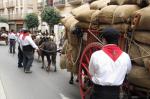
[102,44,123,61]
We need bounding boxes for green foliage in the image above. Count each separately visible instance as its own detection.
[24,13,39,29]
[0,16,8,23]
[41,6,61,25]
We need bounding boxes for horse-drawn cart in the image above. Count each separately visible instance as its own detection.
[77,15,150,99]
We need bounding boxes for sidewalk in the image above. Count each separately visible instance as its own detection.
[0,79,6,99]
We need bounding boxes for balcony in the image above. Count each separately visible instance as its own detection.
[6,1,15,8]
[68,0,82,5]
[53,0,65,8]
[27,3,33,8]
[38,2,43,10]
[0,3,4,9]
[4,14,23,20]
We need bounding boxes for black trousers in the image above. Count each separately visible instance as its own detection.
[90,84,120,99]
[9,39,16,53]
[18,46,23,67]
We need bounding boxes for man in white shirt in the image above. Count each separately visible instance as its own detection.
[20,30,38,73]
[8,29,16,54]
[89,27,132,99]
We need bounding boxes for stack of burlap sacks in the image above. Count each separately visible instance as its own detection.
[90,0,150,89]
[59,0,150,88]
[59,2,111,73]
[127,6,150,89]
[60,14,80,73]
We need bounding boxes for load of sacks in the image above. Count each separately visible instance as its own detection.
[127,6,150,89]
[59,0,150,85]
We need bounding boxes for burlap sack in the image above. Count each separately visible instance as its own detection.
[60,54,67,69]
[128,65,150,89]
[66,44,79,73]
[64,16,79,31]
[109,0,137,5]
[75,21,90,29]
[134,31,150,45]
[138,43,150,70]
[98,5,118,24]
[132,7,150,31]
[91,10,101,25]
[128,43,144,66]
[74,10,96,22]
[67,31,79,46]
[99,24,128,33]
[61,40,68,54]
[90,0,110,10]
[71,4,90,17]
[113,5,140,24]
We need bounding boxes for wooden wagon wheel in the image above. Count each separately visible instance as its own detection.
[78,42,103,99]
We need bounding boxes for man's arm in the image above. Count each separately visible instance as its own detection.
[27,36,38,50]
[89,54,95,77]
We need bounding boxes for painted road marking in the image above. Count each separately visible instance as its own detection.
[0,79,6,99]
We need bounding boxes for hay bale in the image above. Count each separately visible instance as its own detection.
[60,54,67,69]
[71,4,90,17]
[128,43,144,66]
[98,5,118,24]
[133,7,150,31]
[74,10,96,22]
[138,43,150,70]
[90,0,110,10]
[113,5,140,24]
[134,31,150,45]
[128,65,150,89]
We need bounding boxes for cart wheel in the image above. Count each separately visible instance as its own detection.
[79,42,103,99]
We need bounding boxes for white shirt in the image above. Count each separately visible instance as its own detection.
[8,32,16,40]
[89,50,131,86]
[20,35,38,50]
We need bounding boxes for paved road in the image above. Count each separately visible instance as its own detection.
[0,42,81,99]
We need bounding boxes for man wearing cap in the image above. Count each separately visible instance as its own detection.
[20,30,38,73]
[89,27,132,99]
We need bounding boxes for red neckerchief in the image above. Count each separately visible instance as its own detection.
[19,32,23,37]
[102,44,123,62]
[22,33,29,40]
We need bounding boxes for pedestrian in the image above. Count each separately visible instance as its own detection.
[20,30,39,73]
[17,29,24,68]
[89,27,132,99]
[8,29,16,54]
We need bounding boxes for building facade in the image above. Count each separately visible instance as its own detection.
[0,0,38,31]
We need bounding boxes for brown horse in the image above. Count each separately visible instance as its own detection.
[39,37,58,72]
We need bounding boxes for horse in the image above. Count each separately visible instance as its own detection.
[39,37,58,72]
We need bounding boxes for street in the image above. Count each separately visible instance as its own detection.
[0,41,81,99]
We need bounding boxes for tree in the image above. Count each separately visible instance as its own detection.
[41,6,61,34]
[0,16,8,23]
[24,13,39,32]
